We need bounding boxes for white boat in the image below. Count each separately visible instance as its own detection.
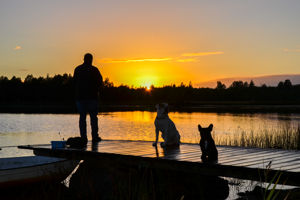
[0,156,78,187]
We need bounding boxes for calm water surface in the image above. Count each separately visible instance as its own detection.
[0,111,299,158]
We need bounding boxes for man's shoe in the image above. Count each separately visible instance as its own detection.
[92,137,102,143]
[66,137,87,149]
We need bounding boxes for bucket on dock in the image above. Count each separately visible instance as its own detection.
[51,141,66,149]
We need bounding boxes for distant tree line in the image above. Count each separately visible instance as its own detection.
[1,74,300,108]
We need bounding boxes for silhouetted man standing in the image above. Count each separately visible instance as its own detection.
[74,53,103,143]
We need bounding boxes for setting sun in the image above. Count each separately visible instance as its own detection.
[135,75,157,88]
[144,82,152,91]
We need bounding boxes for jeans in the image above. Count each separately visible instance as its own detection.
[76,100,99,140]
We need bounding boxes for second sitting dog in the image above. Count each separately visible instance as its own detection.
[198,124,218,162]
[153,103,181,147]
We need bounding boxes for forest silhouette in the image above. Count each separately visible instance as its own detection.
[0,74,299,113]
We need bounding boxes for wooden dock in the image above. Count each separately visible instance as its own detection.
[19,140,300,186]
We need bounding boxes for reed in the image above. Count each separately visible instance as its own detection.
[214,125,300,150]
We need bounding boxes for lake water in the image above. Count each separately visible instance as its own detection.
[0,111,299,158]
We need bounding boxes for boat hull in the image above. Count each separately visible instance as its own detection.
[0,156,79,187]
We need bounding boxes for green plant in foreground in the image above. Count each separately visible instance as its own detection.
[260,161,290,200]
[264,170,282,200]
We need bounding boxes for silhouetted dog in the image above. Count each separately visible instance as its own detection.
[198,124,218,162]
[153,103,180,147]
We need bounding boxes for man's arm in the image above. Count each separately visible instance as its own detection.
[96,68,103,98]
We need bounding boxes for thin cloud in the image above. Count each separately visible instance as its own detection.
[181,51,224,57]
[99,51,224,64]
[283,48,300,53]
[14,46,22,50]
[100,58,172,63]
[176,58,198,62]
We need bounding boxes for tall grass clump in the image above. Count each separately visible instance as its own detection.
[296,126,300,150]
[214,124,300,150]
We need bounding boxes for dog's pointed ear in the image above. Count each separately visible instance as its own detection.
[208,124,213,131]
[198,124,202,131]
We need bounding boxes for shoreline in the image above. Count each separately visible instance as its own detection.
[1,103,300,114]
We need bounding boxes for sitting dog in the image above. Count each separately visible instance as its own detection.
[198,124,218,162]
[153,103,180,147]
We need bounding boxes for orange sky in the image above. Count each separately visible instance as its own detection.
[1,1,300,87]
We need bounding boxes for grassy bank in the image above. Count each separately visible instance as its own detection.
[214,125,300,150]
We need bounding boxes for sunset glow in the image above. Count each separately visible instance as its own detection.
[1,1,300,87]
[100,58,172,63]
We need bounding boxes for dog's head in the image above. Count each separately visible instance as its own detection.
[155,103,169,115]
[198,124,213,140]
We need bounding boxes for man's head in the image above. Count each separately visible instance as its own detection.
[84,53,93,65]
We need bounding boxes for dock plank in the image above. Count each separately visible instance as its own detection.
[219,152,297,166]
